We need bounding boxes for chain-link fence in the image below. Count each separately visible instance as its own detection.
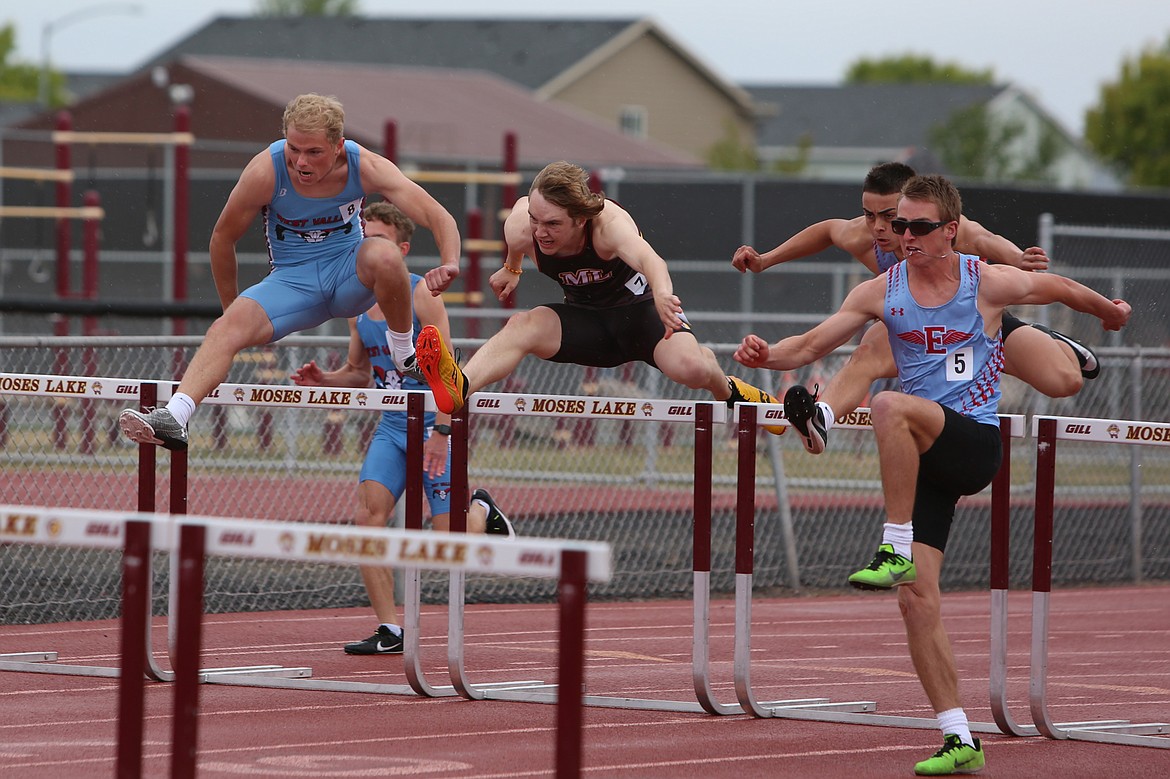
[2,336,1168,626]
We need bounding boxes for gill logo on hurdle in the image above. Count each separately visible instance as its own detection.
[1034,415,1170,446]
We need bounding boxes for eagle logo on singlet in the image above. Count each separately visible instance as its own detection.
[897,327,974,355]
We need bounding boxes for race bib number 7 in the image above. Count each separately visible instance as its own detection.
[625,272,648,296]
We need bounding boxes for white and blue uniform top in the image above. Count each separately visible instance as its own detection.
[883,254,1003,426]
[354,275,428,425]
[263,139,366,269]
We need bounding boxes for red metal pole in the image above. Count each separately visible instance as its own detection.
[171,522,205,779]
[990,418,1013,590]
[1033,418,1058,594]
[137,384,157,513]
[450,406,468,534]
[173,105,190,338]
[466,207,482,339]
[502,131,518,310]
[588,169,603,194]
[693,404,713,574]
[115,519,151,779]
[55,110,72,301]
[52,112,73,448]
[383,119,397,164]
[735,406,756,576]
[405,391,424,531]
[79,190,100,454]
[555,548,587,779]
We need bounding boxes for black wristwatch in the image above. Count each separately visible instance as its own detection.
[431,424,452,436]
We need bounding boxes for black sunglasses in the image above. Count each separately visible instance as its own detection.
[890,219,950,236]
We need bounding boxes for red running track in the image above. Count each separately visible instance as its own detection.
[2,585,1169,777]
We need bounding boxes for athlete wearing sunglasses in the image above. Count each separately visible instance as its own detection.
[734,174,1130,777]
[730,161,1098,460]
[890,218,951,236]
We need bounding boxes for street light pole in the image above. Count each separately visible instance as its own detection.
[39,3,143,108]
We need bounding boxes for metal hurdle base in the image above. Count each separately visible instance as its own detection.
[0,652,310,681]
[0,652,120,678]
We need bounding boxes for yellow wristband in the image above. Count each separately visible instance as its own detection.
[503,264,523,275]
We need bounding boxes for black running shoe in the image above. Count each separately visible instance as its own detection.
[344,625,403,655]
[783,384,828,455]
[473,488,516,538]
[1031,323,1100,380]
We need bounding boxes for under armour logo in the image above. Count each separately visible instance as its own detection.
[890,307,905,317]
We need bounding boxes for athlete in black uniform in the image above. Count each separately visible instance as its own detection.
[417,160,782,432]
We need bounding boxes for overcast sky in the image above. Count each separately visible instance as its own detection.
[6,0,1170,135]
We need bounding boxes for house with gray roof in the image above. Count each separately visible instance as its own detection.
[9,56,703,172]
[137,15,759,163]
[746,83,1120,191]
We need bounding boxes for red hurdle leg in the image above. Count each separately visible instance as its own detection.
[115,520,152,779]
[171,522,206,779]
[555,549,588,779]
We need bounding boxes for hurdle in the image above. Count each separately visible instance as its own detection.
[0,373,143,679]
[440,391,873,715]
[0,371,556,696]
[0,505,609,779]
[444,392,720,711]
[0,374,308,682]
[730,404,1029,732]
[170,513,610,779]
[1025,415,1170,748]
[134,381,540,698]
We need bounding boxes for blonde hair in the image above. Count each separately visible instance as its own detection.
[901,175,962,226]
[530,161,605,220]
[282,93,346,145]
[363,201,415,243]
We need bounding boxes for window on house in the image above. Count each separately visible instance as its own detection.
[619,106,648,138]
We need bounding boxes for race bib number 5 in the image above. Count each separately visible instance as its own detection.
[946,346,974,381]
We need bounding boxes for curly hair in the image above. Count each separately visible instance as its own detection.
[530,161,605,220]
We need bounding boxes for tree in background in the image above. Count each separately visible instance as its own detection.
[256,0,361,15]
[845,54,993,85]
[1085,38,1170,188]
[847,53,1059,184]
[0,23,57,104]
[928,104,1061,185]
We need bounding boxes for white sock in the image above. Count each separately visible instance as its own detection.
[473,498,490,514]
[937,707,974,747]
[880,521,914,559]
[817,401,835,431]
[164,392,196,428]
[379,623,403,637]
[386,328,416,367]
